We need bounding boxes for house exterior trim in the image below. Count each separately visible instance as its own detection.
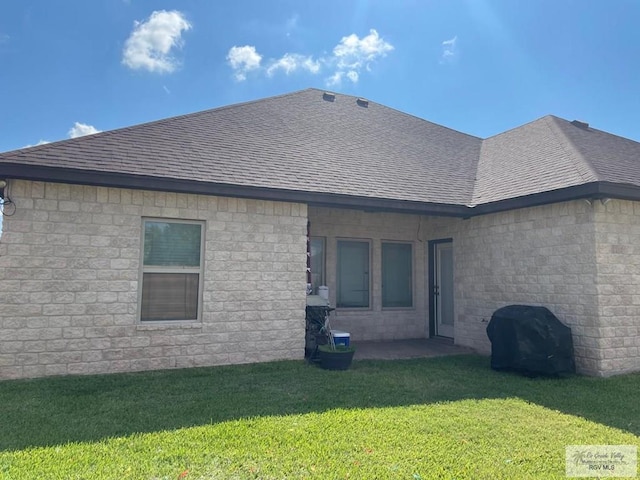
[4,164,640,220]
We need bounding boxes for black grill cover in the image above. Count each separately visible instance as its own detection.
[486,305,575,376]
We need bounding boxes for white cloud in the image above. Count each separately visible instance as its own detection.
[122,10,191,73]
[325,29,394,86]
[68,122,101,139]
[266,53,320,77]
[227,27,393,87]
[333,29,393,70]
[441,35,458,62]
[325,29,393,86]
[326,71,343,87]
[24,123,99,148]
[227,45,262,81]
[24,139,50,148]
[327,69,359,86]
[285,14,299,37]
[23,123,100,148]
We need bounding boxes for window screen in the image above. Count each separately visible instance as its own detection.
[337,240,370,308]
[310,237,325,293]
[140,220,203,321]
[382,242,413,308]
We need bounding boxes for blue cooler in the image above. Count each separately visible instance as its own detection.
[332,330,350,347]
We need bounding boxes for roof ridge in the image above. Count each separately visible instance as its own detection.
[2,88,483,157]
[469,114,553,206]
[311,88,482,141]
[467,115,545,206]
[468,114,598,207]
[544,116,600,182]
[468,140,486,207]
[482,114,554,140]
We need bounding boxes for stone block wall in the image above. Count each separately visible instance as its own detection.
[445,201,602,374]
[1,181,637,379]
[308,202,634,376]
[0,180,308,379]
[593,199,640,375]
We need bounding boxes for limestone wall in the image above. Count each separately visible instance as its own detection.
[0,180,308,379]
[592,200,640,375]
[1,180,637,379]
[448,201,602,375]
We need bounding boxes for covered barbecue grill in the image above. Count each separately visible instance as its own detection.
[486,305,575,376]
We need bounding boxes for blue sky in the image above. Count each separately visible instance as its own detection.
[1,0,640,153]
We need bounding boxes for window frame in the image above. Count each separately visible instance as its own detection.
[381,241,414,309]
[309,236,326,294]
[138,218,205,323]
[336,238,372,310]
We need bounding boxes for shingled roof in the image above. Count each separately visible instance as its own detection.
[1,88,639,216]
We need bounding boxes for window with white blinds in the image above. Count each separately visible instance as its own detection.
[140,220,204,322]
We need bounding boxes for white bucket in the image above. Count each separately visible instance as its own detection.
[318,285,329,300]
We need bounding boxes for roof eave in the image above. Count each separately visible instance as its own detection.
[0,163,470,217]
[3,164,640,218]
[469,181,640,216]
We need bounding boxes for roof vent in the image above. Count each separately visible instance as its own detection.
[571,120,589,129]
[322,92,336,102]
[356,98,369,107]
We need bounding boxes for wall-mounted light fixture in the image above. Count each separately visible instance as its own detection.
[582,197,614,208]
[0,179,16,216]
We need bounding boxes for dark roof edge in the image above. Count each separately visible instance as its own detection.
[2,164,640,218]
[469,181,640,216]
[0,163,469,217]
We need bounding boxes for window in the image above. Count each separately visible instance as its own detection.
[310,237,325,293]
[140,219,204,322]
[382,242,413,308]
[337,240,370,308]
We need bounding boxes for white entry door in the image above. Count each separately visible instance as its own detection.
[434,242,454,338]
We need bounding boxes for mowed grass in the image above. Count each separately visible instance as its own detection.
[0,355,638,479]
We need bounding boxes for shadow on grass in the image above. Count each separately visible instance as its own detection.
[0,354,638,451]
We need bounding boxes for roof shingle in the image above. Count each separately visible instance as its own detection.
[1,88,639,214]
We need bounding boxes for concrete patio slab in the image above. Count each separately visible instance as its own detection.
[353,338,476,360]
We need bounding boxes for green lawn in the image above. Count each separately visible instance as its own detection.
[0,355,638,479]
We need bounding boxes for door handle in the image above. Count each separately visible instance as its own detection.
[433,285,440,296]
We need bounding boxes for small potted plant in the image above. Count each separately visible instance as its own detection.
[316,324,355,371]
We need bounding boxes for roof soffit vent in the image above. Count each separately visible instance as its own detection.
[571,120,589,129]
[323,92,336,102]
